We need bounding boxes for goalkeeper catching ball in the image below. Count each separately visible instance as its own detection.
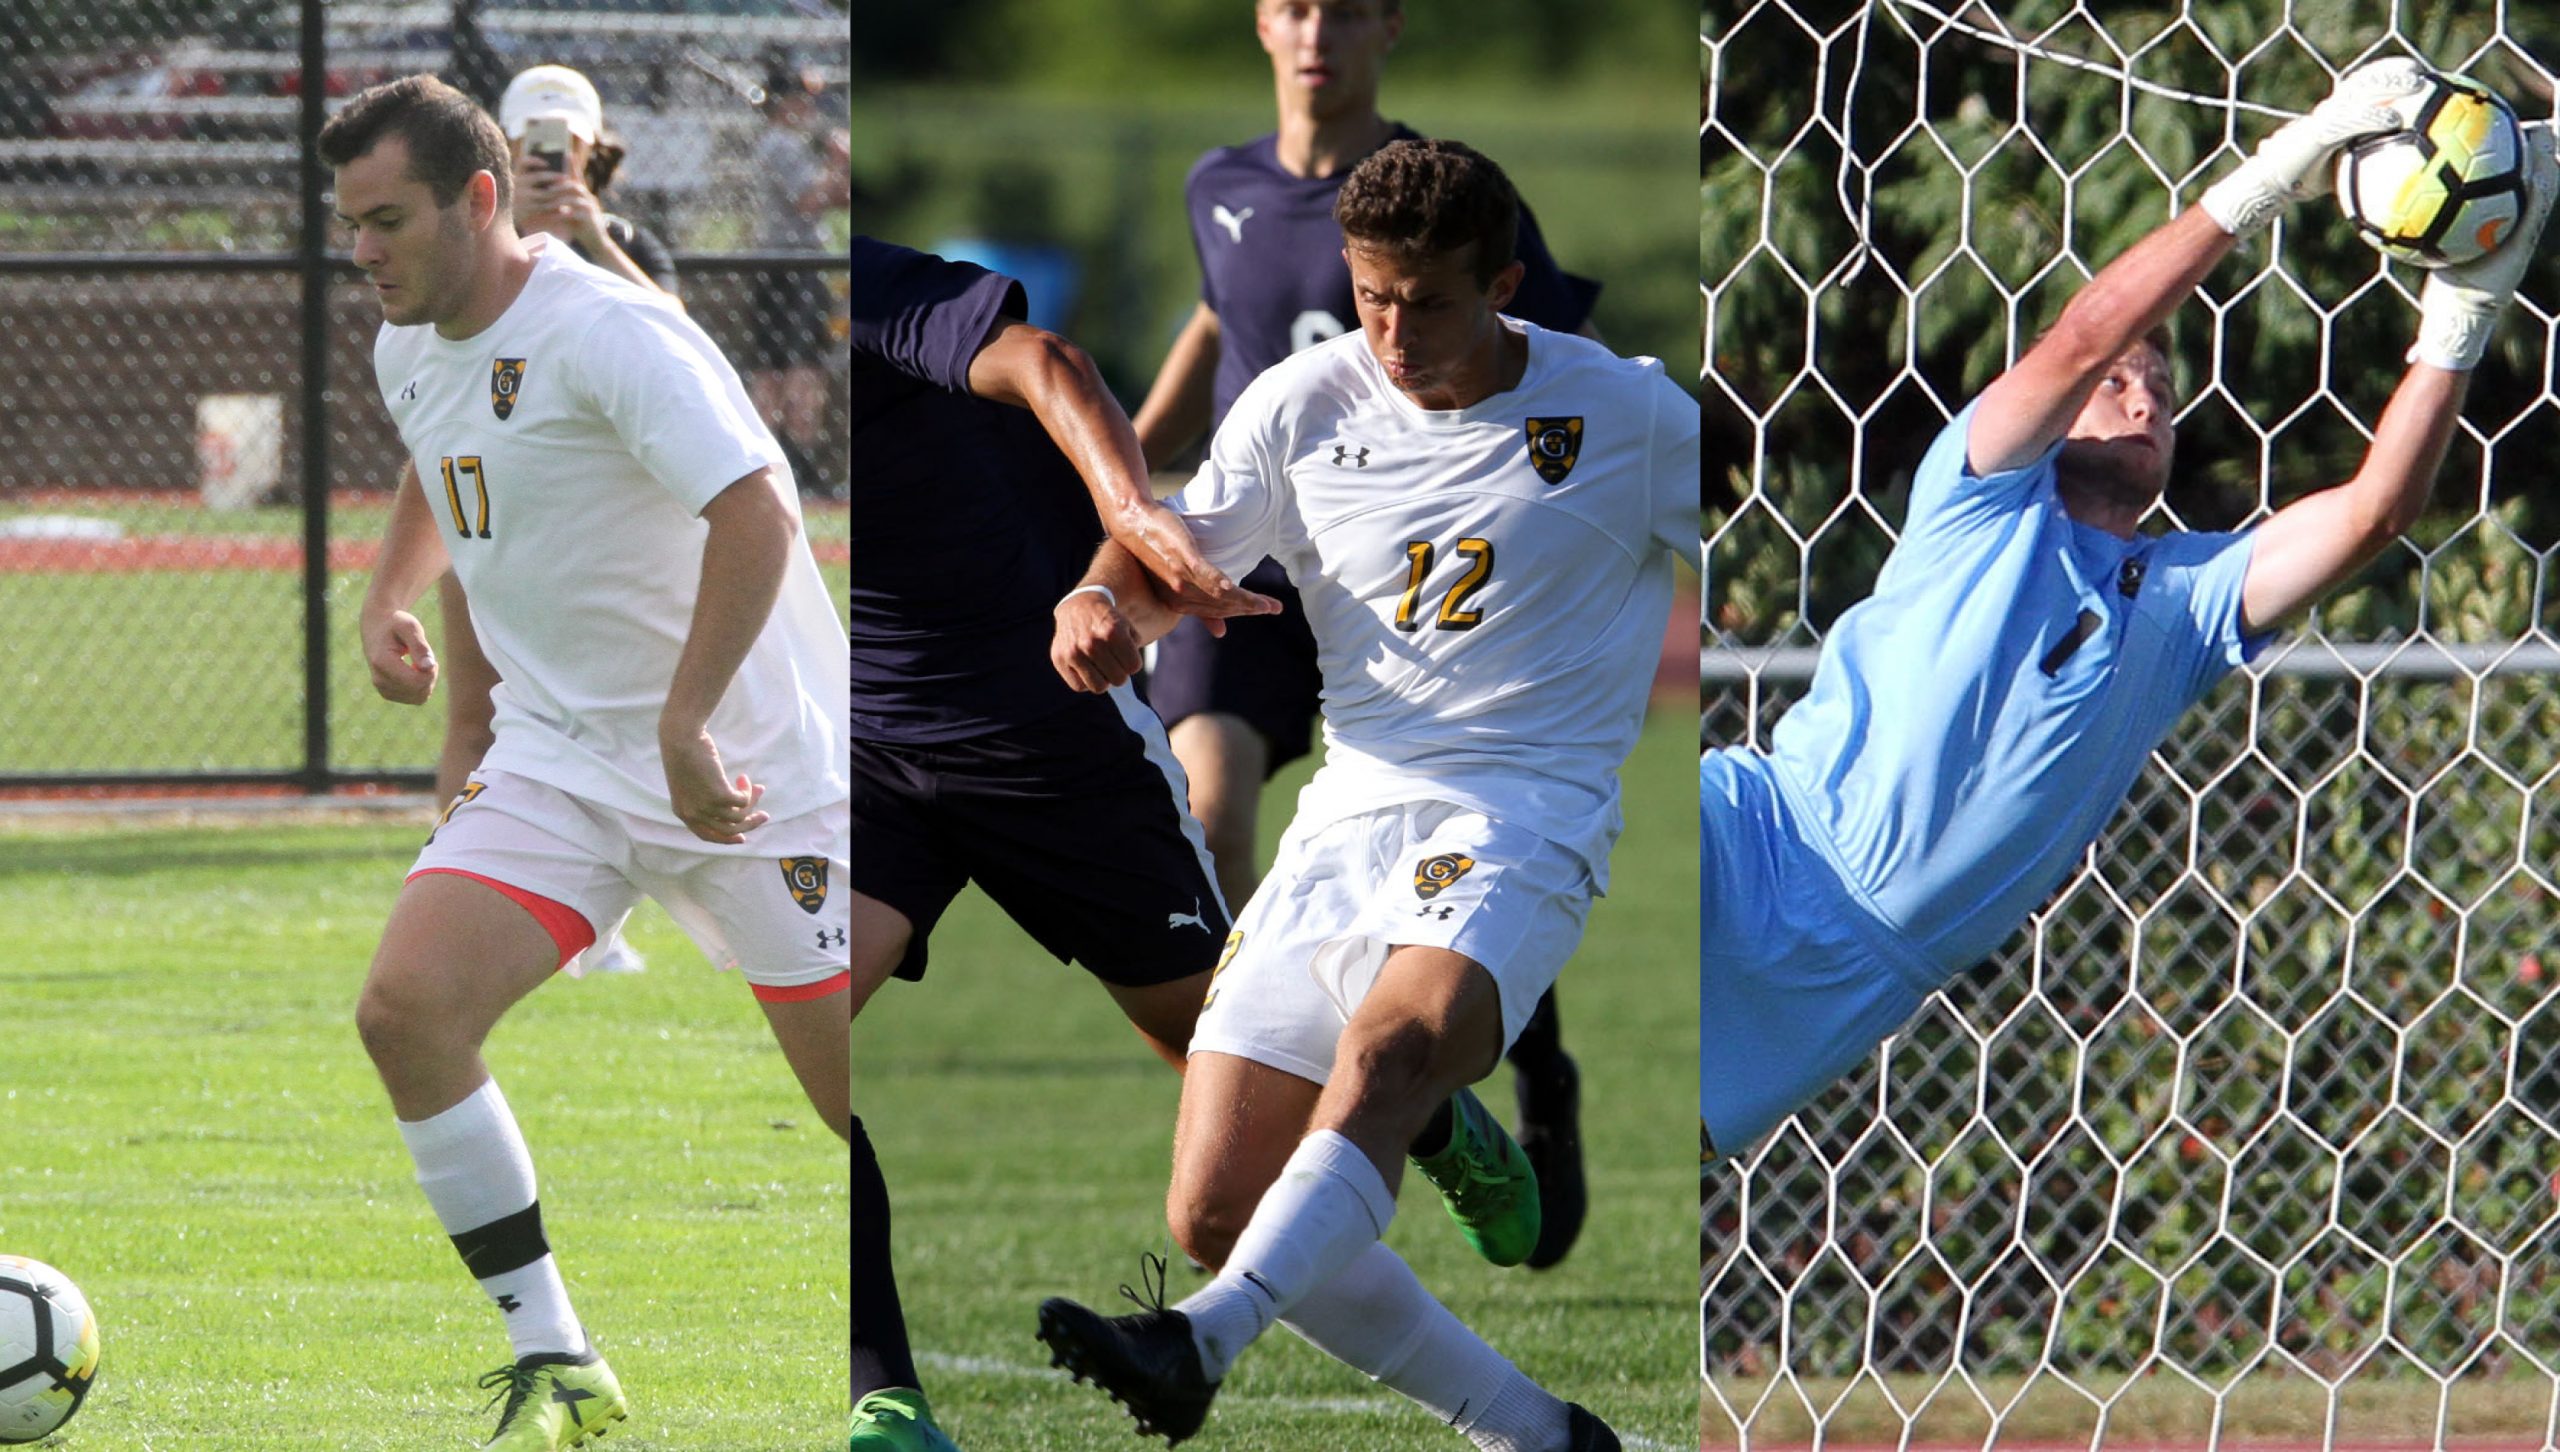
[1700,58,2557,1162]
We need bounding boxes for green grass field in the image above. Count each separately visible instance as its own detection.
[860,710,1700,1452]
[0,499,850,776]
[0,816,847,1449]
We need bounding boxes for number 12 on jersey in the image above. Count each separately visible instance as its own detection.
[439,456,492,539]
[1393,537,1495,631]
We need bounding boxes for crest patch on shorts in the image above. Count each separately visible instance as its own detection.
[780,856,829,914]
[1414,852,1476,900]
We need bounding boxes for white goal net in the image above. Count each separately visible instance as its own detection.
[1702,3,2560,1447]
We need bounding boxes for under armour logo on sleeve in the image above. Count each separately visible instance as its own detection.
[1332,444,1369,468]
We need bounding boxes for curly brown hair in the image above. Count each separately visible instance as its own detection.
[1333,138,1518,289]
[317,74,512,213]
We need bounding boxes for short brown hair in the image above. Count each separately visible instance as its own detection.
[1334,139,1518,289]
[317,74,511,212]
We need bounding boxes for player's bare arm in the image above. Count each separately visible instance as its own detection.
[1974,62,2439,476]
[660,465,797,844]
[2238,365,2469,632]
[1131,300,1222,469]
[2242,119,2557,633]
[433,573,499,800]
[1050,540,1177,694]
[358,458,450,705]
[1969,209,2236,476]
[965,313,1277,623]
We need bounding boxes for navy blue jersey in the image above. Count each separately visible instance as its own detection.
[1184,126,1600,426]
[850,237,1103,743]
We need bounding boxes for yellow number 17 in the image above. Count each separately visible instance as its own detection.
[439,456,492,539]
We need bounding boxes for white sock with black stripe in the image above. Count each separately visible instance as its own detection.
[396,1077,587,1359]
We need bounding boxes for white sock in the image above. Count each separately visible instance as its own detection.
[396,1078,587,1359]
[1174,1130,1395,1378]
[1279,1241,1539,1436]
[1467,1370,1575,1452]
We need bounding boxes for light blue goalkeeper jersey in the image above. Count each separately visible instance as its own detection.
[1763,399,2269,974]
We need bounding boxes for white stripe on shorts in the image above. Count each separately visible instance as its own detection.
[1106,681,1228,921]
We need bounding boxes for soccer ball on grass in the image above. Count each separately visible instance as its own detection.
[0,1257,99,1444]
[2334,70,2531,268]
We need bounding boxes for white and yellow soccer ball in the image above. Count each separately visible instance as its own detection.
[0,1257,99,1444]
[2335,70,2532,268]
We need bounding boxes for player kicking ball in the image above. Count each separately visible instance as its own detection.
[1133,0,1606,1268]
[1700,61,2555,1162]
[323,76,852,1450]
[1040,140,1697,1449]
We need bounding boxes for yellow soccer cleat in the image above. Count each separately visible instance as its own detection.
[478,1346,629,1449]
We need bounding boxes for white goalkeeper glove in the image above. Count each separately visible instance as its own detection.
[2200,58,2431,236]
[2411,123,2559,371]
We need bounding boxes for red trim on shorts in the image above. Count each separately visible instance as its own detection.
[751,972,851,1003]
[406,867,599,971]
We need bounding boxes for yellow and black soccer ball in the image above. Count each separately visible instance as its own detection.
[2335,70,2531,269]
[0,1255,99,1444]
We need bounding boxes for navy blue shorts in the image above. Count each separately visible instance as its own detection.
[1143,558,1320,775]
[851,686,1228,987]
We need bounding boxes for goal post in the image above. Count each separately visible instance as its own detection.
[1703,3,2560,1446]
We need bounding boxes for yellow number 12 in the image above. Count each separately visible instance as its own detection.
[1393,537,1495,631]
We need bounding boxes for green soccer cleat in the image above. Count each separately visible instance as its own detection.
[477,1345,628,1450]
[852,1387,961,1451]
[1410,1086,1541,1267]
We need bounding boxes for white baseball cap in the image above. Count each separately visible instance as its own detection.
[498,65,603,144]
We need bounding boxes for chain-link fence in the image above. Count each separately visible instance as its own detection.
[0,0,850,789]
[1706,1,2559,1445]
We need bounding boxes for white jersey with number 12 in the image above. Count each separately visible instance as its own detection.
[1170,321,1699,889]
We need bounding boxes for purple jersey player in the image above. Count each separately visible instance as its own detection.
[850,236,1273,1451]
[1126,0,1598,1272]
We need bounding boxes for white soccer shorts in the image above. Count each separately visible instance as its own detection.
[1189,799,1593,1085]
[410,770,850,1000]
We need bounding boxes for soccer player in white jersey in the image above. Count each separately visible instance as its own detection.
[1699,61,2557,1165]
[318,76,851,1451]
[1038,140,1698,1451]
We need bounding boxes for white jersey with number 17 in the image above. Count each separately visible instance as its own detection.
[373,235,850,833]
[1170,321,1699,889]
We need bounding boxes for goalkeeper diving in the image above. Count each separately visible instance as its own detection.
[1700,58,2558,1161]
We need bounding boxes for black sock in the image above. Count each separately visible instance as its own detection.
[1505,988,1565,1076]
[852,1114,922,1397]
[1410,1098,1456,1159]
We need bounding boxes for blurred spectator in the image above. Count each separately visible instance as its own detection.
[496,64,680,299]
[747,57,849,496]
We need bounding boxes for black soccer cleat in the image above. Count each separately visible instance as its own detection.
[1563,1401,1620,1451]
[1516,1049,1588,1270]
[1037,1258,1221,1447]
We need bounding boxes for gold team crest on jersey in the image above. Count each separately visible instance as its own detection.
[781,856,829,915]
[491,358,527,420]
[1414,852,1476,900]
[1523,417,1582,484]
